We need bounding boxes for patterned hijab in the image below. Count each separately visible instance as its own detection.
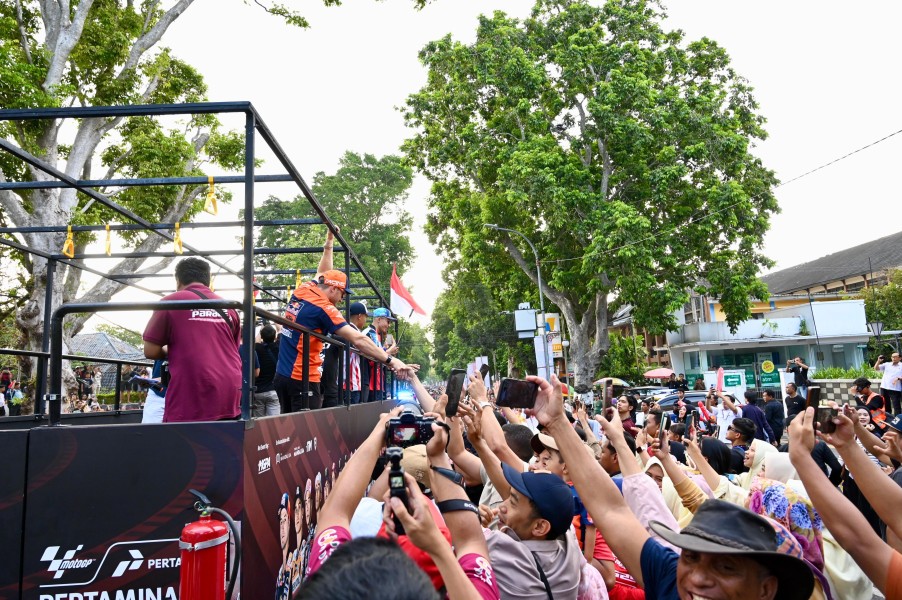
[747,477,825,572]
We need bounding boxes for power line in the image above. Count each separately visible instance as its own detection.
[540,126,902,265]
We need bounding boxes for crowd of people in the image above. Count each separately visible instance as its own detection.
[139,232,414,423]
[281,364,902,600]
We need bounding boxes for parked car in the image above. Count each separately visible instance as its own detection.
[626,386,672,402]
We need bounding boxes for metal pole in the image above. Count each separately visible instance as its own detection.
[240,111,256,421]
[35,258,56,414]
[485,225,551,380]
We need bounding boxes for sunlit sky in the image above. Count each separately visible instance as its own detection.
[81,0,902,334]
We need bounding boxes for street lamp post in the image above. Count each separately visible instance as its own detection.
[485,224,552,380]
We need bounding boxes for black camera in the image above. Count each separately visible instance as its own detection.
[386,447,410,535]
[386,412,435,448]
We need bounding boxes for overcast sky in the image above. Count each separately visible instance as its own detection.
[84,0,902,332]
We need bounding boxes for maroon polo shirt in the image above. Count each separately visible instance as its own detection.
[143,283,241,422]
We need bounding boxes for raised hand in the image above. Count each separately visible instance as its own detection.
[789,407,817,457]
[819,411,856,449]
[467,372,487,403]
[525,374,564,426]
[382,473,446,555]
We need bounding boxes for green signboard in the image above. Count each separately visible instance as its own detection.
[724,374,742,387]
[760,371,781,385]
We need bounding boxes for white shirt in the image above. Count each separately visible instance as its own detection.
[878,361,902,392]
[710,404,739,443]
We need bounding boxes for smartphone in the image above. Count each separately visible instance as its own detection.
[805,386,822,409]
[445,369,467,417]
[496,378,539,409]
[659,413,671,445]
[480,363,490,379]
[816,406,838,434]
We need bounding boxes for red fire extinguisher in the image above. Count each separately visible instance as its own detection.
[179,489,241,600]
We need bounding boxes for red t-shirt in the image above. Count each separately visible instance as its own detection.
[142,283,241,422]
[306,526,499,599]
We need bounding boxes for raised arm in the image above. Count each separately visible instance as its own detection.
[719,392,739,414]
[446,410,483,486]
[826,408,902,540]
[318,408,397,531]
[467,374,522,468]
[685,434,722,493]
[460,403,510,500]
[409,372,436,413]
[789,408,896,595]
[317,229,335,275]
[532,375,652,587]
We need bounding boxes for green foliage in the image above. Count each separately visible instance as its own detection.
[597,331,646,382]
[810,366,880,380]
[431,270,535,380]
[94,323,144,349]
[396,321,433,377]
[251,151,415,296]
[403,0,777,387]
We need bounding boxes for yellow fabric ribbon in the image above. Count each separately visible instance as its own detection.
[62,225,75,258]
[209,275,215,293]
[104,224,112,256]
[204,175,218,215]
[173,222,183,255]
[295,269,301,288]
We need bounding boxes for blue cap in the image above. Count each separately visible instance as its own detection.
[372,307,396,321]
[502,463,574,538]
[350,302,369,316]
[887,413,902,433]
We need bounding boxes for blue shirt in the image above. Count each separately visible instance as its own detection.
[640,538,679,600]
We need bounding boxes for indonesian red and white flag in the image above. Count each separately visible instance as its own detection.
[390,264,426,317]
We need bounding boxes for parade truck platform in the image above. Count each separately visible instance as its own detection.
[0,102,398,599]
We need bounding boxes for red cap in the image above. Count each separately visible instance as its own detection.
[378,501,452,590]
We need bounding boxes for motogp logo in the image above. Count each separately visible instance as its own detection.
[41,545,95,579]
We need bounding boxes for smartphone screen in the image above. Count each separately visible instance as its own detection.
[659,414,671,445]
[445,369,467,417]
[496,378,539,409]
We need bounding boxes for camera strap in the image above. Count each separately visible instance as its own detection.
[435,499,478,515]
[530,552,554,600]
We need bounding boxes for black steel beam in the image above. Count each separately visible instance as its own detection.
[0,218,323,234]
[0,101,253,121]
[0,173,293,191]
[55,246,345,260]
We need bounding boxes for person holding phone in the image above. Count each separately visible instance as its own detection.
[785,357,810,400]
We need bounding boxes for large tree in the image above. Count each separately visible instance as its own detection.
[252,151,415,299]
[0,1,429,411]
[403,0,778,393]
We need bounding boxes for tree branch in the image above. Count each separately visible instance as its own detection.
[41,0,97,92]
[13,0,34,63]
[114,0,197,81]
[496,233,573,319]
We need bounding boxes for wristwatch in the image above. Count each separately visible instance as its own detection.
[384,355,393,366]
[478,401,492,411]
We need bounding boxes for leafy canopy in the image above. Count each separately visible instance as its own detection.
[403,0,778,353]
[252,151,415,299]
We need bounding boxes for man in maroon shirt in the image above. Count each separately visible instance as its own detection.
[142,258,241,422]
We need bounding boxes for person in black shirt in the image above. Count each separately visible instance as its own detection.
[785,356,809,399]
[762,389,785,444]
[784,382,807,427]
[253,325,281,417]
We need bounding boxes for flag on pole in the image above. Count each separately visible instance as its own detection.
[390,264,426,317]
